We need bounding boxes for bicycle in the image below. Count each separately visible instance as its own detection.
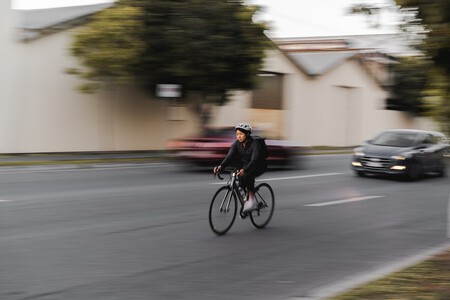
[209,167,275,235]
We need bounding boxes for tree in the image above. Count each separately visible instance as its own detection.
[348,0,450,135]
[396,0,450,135]
[69,0,270,126]
[387,55,430,115]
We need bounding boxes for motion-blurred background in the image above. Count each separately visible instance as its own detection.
[1,0,449,154]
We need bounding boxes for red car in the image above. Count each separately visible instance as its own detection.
[167,127,308,168]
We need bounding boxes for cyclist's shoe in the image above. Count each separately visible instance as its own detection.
[243,198,257,212]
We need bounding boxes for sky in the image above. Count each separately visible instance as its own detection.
[12,0,399,38]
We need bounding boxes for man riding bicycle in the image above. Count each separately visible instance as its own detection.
[213,123,267,212]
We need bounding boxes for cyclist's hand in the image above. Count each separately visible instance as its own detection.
[237,168,245,176]
[213,166,221,174]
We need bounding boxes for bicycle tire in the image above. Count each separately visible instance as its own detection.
[209,186,237,235]
[250,183,274,229]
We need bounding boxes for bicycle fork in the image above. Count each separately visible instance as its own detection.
[219,188,233,213]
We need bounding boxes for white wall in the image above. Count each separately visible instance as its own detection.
[287,57,439,146]
[212,90,252,128]
[0,0,17,153]
[1,24,200,153]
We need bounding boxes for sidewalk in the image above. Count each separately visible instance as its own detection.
[0,151,167,167]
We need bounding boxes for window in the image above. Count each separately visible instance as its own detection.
[251,73,283,110]
[422,134,437,145]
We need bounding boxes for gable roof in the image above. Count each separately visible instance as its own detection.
[287,51,359,76]
[13,3,114,41]
[274,34,412,56]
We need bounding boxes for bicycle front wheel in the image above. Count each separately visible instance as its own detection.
[209,186,237,235]
[250,183,275,229]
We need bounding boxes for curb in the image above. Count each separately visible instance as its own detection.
[287,242,450,300]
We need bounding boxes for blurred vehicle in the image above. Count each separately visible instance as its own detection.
[167,127,308,169]
[351,129,448,180]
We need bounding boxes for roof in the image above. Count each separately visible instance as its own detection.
[275,35,400,83]
[287,51,360,76]
[12,3,114,40]
[274,34,413,56]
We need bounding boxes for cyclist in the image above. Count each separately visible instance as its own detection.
[213,123,267,212]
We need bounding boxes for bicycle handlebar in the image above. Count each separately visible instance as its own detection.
[214,167,238,181]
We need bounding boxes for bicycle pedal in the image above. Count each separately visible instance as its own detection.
[239,212,248,219]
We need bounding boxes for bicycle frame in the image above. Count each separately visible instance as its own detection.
[218,170,245,207]
[217,168,272,212]
[210,168,275,235]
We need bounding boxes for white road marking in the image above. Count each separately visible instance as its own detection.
[305,195,385,207]
[0,199,12,202]
[258,173,344,182]
[210,173,344,185]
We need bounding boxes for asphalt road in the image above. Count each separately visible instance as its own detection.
[0,155,449,300]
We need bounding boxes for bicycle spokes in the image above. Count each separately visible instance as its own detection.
[209,186,237,235]
[219,190,233,212]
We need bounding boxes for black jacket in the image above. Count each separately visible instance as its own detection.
[220,137,262,171]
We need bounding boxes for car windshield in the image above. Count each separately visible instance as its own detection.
[371,132,419,147]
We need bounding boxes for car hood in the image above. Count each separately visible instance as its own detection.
[360,144,415,158]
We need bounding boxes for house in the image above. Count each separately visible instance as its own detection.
[212,37,438,146]
[0,2,439,153]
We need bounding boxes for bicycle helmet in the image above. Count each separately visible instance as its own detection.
[235,123,252,134]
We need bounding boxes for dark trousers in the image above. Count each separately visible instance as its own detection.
[239,162,267,192]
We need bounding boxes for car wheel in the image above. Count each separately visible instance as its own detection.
[356,171,365,177]
[436,161,447,177]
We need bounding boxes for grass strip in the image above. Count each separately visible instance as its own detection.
[330,249,450,300]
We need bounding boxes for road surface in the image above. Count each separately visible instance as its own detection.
[0,155,448,299]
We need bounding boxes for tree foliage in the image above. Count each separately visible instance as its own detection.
[69,5,146,93]
[387,56,430,115]
[348,0,450,134]
[422,68,450,135]
[396,0,450,135]
[70,0,270,106]
[396,0,450,75]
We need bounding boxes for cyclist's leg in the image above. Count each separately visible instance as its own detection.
[243,162,266,192]
[240,171,257,211]
[247,162,267,208]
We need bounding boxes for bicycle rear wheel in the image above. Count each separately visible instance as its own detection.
[250,183,274,229]
[209,186,237,235]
